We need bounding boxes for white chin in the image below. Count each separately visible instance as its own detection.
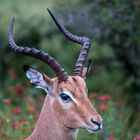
[86,128,100,133]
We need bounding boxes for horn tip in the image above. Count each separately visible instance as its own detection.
[11,16,15,24]
[9,16,15,28]
[47,8,50,12]
[12,16,15,20]
[47,8,52,15]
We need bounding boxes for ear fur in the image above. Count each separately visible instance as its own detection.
[82,59,92,78]
[23,65,53,93]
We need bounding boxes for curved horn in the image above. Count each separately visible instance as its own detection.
[8,17,68,82]
[47,9,91,76]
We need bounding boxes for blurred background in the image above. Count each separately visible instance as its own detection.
[0,0,140,139]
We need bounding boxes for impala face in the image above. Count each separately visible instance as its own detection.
[8,8,103,136]
[55,76,103,132]
[24,66,102,133]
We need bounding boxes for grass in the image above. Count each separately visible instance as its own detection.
[0,86,139,140]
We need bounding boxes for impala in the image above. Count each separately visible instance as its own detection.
[8,9,102,140]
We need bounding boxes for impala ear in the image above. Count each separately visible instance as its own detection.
[23,65,53,93]
[82,59,92,78]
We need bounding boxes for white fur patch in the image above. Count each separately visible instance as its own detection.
[25,68,51,93]
[59,90,78,105]
[63,91,78,104]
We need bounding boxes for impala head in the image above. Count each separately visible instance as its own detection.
[8,9,102,133]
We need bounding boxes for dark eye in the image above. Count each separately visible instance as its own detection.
[60,93,72,103]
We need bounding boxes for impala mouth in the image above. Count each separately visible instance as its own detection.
[86,124,102,133]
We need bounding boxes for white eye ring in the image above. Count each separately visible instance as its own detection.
[60,93,72,103]
[59,90,78,104]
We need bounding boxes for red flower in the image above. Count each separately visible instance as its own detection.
[11,122,16,128]
[108,136,115,140]
[99,105,108,110]
[12,107,20,115]
[99,95,110,101]
[27,106,35,113]
[133,135,140,140]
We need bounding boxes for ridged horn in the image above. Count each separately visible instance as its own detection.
[8,17,68,82]
[47,9,91,76]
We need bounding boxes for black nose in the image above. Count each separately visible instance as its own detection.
[91,118,101,129]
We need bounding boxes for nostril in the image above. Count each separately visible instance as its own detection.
[91,118,101,127]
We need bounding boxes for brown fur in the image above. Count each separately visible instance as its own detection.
[26,76,102,140]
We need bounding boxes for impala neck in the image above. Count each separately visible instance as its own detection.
[26,96,78,140]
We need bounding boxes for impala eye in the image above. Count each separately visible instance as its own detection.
[60,93,72,103]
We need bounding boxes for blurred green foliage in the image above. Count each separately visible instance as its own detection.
[0,0,140,139]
